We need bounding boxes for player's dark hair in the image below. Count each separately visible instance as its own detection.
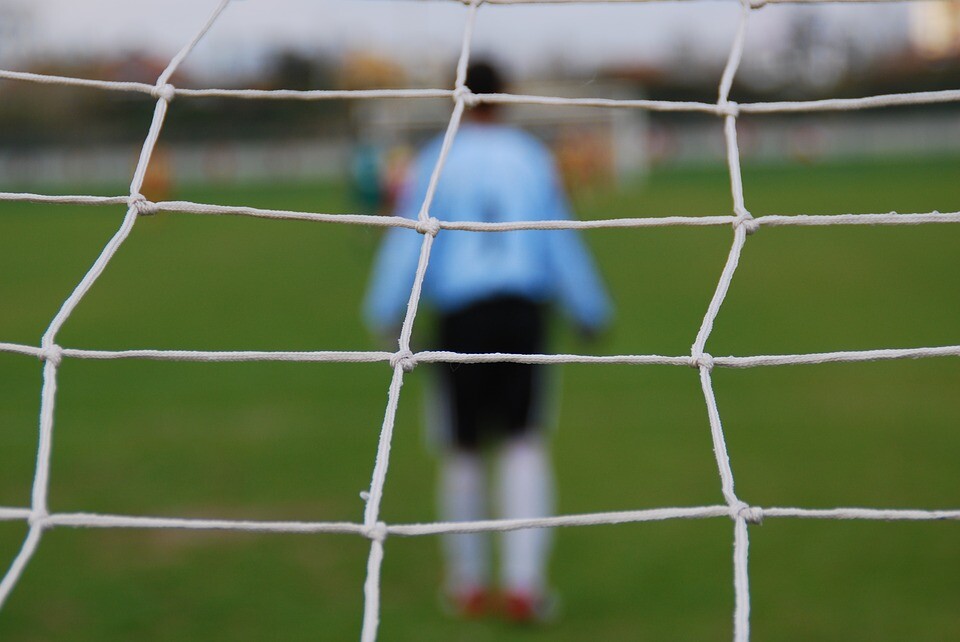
[465,59,505,116]
[466,60,504,95]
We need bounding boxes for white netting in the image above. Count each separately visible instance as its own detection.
[1,0,959,640]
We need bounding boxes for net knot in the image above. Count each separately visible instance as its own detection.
[361,521,388,542]
[129,193,158,216]
[733,502,763,525]
[390,350,417,373]
[28,509,50,529]
[690,353,714,371]
[39,344,64,368]
[152,83,176,102]
[719,100,740,117]
[453,85,479,108]
[415,217,441,236]
[734,212,759,235]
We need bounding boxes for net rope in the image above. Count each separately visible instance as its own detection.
[1,0,958,639]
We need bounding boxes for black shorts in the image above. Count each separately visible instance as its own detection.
[436,295,547,451]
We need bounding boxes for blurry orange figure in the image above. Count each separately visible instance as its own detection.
[140,144,173,203]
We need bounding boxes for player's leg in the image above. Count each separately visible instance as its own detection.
[439,446,490,614]
[491,299,556,620]
[495,433,555,604]
[435,307,493,615]
[496,372,556,621]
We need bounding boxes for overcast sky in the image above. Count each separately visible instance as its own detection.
[2,0,909,79]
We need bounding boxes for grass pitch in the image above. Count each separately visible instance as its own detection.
[1,156,959,640]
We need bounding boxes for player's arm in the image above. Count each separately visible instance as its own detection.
[362,157,432,340]
[542,166,613,338]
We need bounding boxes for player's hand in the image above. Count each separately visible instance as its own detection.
[373,327,403,351]
[576,324,605,344]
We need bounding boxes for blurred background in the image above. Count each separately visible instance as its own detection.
[0,0,958,640]
[1,0,960,188]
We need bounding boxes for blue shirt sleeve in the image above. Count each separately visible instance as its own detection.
[361,162,429,334]
[542,170,613,331]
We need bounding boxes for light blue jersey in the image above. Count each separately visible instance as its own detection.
[363,123,612,334]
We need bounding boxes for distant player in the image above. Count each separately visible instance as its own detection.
[140,143,173,203]
[363,60,612,622]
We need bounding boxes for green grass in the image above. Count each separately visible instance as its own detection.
[1,156,959,640]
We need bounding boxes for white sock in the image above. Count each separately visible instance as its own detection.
[496,434,555,594]
[439,449,489,591]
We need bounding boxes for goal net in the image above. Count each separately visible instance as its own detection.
[1,0,959,640]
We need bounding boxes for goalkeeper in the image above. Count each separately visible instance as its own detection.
[363,60,612,622]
